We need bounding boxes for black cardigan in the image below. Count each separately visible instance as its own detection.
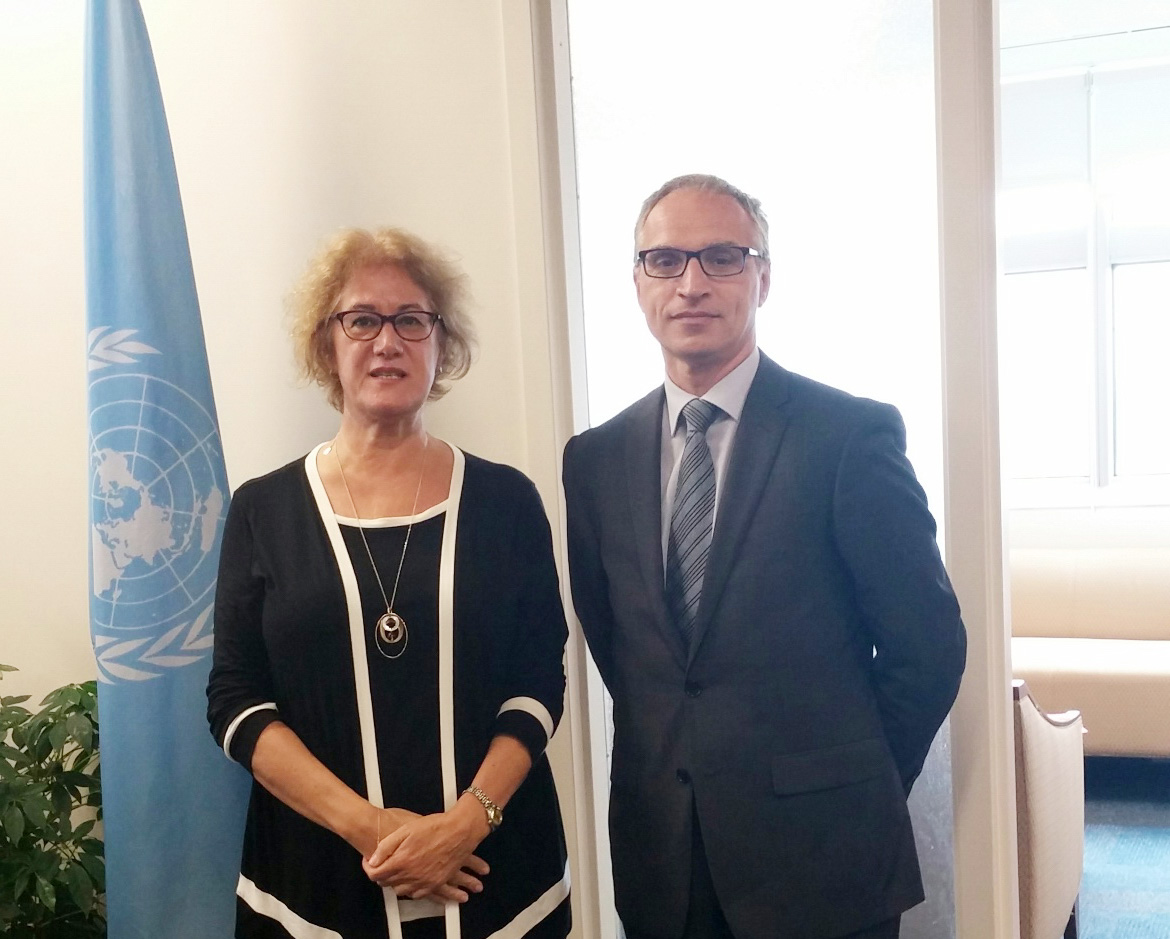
[207,445,570,939]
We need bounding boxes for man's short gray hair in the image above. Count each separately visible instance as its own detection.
[634,174,770,258]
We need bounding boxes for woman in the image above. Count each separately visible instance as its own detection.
[207,228,570,939]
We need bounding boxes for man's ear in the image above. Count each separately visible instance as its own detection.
[758,262,772,306]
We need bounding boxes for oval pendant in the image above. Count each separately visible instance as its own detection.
[376,611,407,644]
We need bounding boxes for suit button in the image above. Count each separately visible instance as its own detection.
[676,768,691,784]
[685,682,702,698]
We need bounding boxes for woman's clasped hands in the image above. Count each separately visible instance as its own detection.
[362,804,491,904]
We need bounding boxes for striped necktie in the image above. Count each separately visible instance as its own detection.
[666,398,722,646]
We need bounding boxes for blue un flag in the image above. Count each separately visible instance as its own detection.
[84,2,249,935]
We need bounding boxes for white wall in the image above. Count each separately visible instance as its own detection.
[3,5,93,701]
[1,0,531,704]
[1,2,590,933]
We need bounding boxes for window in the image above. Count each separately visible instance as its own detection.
[1113,260,1170,477]
[998,52,1170,506]
[998,267,1094,481]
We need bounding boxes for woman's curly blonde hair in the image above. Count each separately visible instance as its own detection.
[289,227,476,410]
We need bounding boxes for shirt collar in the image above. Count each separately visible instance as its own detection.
[664,346,761,435]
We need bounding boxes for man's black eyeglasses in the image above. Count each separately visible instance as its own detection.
[636,245,766,279]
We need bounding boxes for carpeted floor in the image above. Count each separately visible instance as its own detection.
[1081,757,1170,938]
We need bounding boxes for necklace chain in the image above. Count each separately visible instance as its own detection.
[332,435,428,658]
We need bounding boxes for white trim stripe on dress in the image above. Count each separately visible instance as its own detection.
[334,499,449,528]
[237,874,343,939]
[438,447,466,939]
[497,696,555,745]
[399,897,445,923]
[307,443,471,939]
[485,864,571,939]
[222,702,278,762]
[306,443,404,939]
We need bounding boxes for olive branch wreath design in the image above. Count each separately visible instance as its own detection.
[94,608,216,683]
[88,326,160,371]
[88,326,218,682]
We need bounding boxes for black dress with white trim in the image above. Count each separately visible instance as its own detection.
[207,446,570,939]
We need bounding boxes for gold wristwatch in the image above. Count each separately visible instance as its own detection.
[463,786,503,831]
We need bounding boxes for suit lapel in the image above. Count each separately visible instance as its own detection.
[622,387,688,668]
[688,355,792,666]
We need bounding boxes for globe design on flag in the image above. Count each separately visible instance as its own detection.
[88,335,227,682]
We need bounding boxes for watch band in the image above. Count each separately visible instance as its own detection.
[463,785,503,831]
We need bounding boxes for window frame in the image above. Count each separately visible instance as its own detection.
[1000,59,1170,509]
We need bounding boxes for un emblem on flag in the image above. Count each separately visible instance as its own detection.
[88,329,227,683]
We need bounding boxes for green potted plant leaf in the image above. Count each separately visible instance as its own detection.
[0,664,104,938]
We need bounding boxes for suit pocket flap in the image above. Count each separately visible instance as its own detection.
[771,737,890,796]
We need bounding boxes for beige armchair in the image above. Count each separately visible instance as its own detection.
[1013,679,1084,939]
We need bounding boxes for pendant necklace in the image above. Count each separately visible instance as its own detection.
[332,434,428,660]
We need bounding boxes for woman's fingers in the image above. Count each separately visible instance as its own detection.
[367,825,410,867]
[448,866,484,894]
[403,865,483,899]
[463,853,490,876]
[361,855,387,882]
[363,857,486,898]
[428,883,470,904]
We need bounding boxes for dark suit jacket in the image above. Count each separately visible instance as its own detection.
[562,354,966,939]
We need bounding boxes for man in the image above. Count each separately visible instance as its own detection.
[562,175,966,939]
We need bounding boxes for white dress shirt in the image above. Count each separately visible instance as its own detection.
[660,346,761,567]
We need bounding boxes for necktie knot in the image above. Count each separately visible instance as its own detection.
[680,398,721,438]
